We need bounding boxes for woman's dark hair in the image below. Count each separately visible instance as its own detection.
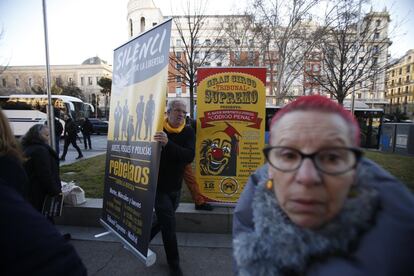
[21,124,48,147]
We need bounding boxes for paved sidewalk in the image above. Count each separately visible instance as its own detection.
[58,226,233,276]
[58,135,108,165]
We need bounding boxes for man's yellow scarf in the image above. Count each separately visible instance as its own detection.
[163,118,185,133]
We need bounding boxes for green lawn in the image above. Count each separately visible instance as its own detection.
[364,150,414,191]
[60,150,414,199]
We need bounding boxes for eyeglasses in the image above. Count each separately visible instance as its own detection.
[172,109,187,115]
[263,146,363,175]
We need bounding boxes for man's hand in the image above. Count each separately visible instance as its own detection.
[154,131,168,146]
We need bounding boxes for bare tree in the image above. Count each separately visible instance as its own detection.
[169,0,226,117]
[250,0,321,104]
[222,14,261,66]
[311,0,391,104]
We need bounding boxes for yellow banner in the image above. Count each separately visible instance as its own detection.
[195,68,266,204]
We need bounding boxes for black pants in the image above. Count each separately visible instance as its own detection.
[150,190,181,267]
[83,133,91,149]
[61,137,82,158]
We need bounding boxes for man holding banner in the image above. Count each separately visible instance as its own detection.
[151,99,195,276]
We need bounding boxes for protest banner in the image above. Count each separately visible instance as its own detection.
[101,18,172,266]
[195,67,266,205]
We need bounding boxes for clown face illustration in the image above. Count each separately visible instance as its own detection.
[199,123,240,176]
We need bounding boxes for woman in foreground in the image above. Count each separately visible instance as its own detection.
[233,95,414,275]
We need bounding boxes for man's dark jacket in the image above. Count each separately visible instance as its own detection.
[157,125,195,193]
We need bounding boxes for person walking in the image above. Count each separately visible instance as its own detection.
[81,117,93,150]
[60,117,83,161]
[21,124,62,214]
[151,99,195,276]
[53,117,63,155]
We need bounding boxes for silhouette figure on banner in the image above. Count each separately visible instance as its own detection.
[121,100,129,140]
[135,95,145,140]
[113,101,122,141]
[127,116,134,144]
[144,94,155,140]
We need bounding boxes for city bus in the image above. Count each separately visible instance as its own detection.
[265,105,384,148]
[0,94,94,136]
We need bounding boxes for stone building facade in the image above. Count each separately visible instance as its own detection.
[385,49,414,119]
[0,56,112,113]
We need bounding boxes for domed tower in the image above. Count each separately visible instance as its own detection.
[127,0,164,38]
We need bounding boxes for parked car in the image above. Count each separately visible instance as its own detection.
[88,118,108,135]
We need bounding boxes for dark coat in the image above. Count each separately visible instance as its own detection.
[64,118,78,139]
[81,118,93,135]
[0,154,30,199]
[23,139,61,212]
[157,125,195,193]
[233,159,414,275]
[0,180,86,275]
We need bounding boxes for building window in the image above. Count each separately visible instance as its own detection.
[2,78,6,87]
[176,76,181,83]
[217,62,222,67]
[176,51,181,59]
[399,68,402,75]
[248,51,254,60]
[175,87,182,97]
[372,45,379,54]
[176,63,181,70]
[129,19,133,37]
[215,39,223,45]
[204,62,211,66]
[140,17,145,33]
[376,20,381,27]
[81,77,84,86]
[28,78,33,87]
[235,39,240,45]
[68,77,73,84]
[152,22,157,26]
[96,77,99,84]
[205,39,211,46]
[176,39,182,47]
[248,39,254,46]
[407,65,411,73]
[15,78,20,87]
[194,51,199,59]
[194,39,199,46]
[88,77,93,85]
[374,32,380,39]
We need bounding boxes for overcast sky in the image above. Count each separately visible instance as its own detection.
[0,0,412,66]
